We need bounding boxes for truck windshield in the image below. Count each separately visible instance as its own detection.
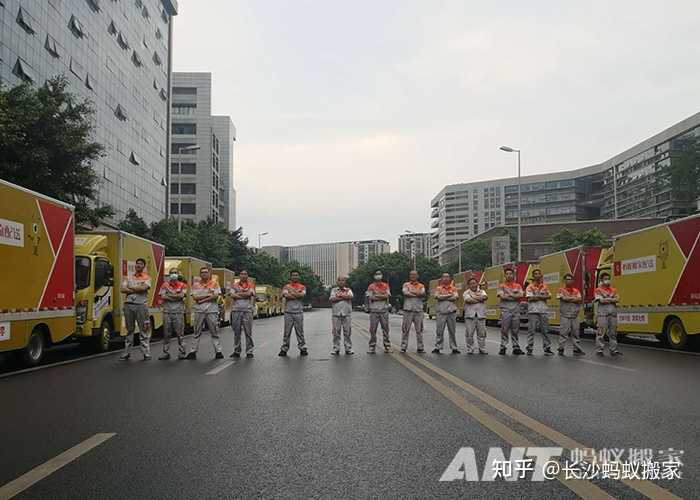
[75,256,91,290]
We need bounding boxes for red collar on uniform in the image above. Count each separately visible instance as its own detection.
[528,281,547,291]
[237,280,253,289]
[562,286,580,294]
[288,282,305,290]
[134,271,149,279]
[596,285,617,293]
[404,281,424,288]
[501,281,521,289]
[436,282,455,293]
[370,281,389,291]
[164,280,186,290]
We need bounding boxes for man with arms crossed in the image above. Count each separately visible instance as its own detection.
[230,269,256,358]
[120,257,152,361]
[463,277,488,355]
[329,276,354,355]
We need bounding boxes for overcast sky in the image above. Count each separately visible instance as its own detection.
[173,0,700,250]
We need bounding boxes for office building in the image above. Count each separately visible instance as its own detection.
[169,72,236,230]
[262,239,390,286]
[398,232,432,260]
[431,112,700,259]
[0,0,178,223]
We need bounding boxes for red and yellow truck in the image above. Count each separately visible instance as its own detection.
[0,179,165,365]
[597,215,700,349]
[254,284,281,318]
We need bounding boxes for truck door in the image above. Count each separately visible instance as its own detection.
[93,258,113,327]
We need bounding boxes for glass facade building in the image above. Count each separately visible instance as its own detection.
[0,0,179,223]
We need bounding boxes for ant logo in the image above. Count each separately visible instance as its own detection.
[658,240,669,270]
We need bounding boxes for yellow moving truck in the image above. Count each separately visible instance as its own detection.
[0,179,76,365]
[537,246,605,330]
[165,256,211,329]
[597,215,700,349]
[212,268,235,326]
[0,179,165,365]
[254,285,281,317]
[74,231,165,351]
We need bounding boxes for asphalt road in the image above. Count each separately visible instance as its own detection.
[0,310,697,499]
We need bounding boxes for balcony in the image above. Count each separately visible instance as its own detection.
[431,219,440,229]
[431,207,439,218]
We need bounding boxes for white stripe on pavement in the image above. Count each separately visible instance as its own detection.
[0,433,116,499]
[205,361,235,375]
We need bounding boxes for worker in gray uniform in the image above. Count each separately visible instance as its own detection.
[366,270,392,354]
[498,267,525,356]
[230,269,256,358]
[594,272,622,357]
[279,270,308,357]
[525,269,553,355]
[120,257,152,361]
[401,270,426,353]
[557,273,586,356]
[432,272,460,354]
[186,266,224,360]
[329,276,354,355]
[463,277,488,355]
[158,267,188,360]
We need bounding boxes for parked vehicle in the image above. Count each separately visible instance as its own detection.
[480,262,535,324]
[212,267,236,326]
[254,284,282,317]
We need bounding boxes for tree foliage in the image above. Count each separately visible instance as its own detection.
[551,228,608,251]
[347,252,445,307]
[446,239,492,274]
[0,76,113,225]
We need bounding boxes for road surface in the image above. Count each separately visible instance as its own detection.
[0,310,696,499]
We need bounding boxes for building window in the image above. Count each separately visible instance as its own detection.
[117,31,129,49]
[115,104,128,121]
[173,86,197,95]
[180,163,196,175]
[69,58,84,79]
[12,58,35,82]
[170,183,179,194]
[69,15,86,38]
[16,7,37,34]
[180,183,196,194]
[85,73,95,90]
[153,51,162,66]
[108,20,118,36]
[87,0,100,12]
[45,35,61,57]
[180,203,196,215]
[155,27,163,40]
[171,143,197,154]
[172,123,196,135]
[132,50,143,67]
[129,152,141,165]
[172,103,196,114]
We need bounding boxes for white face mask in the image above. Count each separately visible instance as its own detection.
[374,274,382,280]
[602,279,610,286]
[169,273,179,281]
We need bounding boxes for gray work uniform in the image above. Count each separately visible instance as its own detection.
[123,273,152,357]
[159,281,187,356]
[281,283,306,352]
[433,285,458,351]
[401,282,426,351]
[367,283,391,351]
[190,281,222,354]
[557,288,582,351]
[526,283,552,351]
[595,287,619,354]
[330,287,353,352]
[464,289,488,353]
[231,282,255,355]
[498,282,523,350]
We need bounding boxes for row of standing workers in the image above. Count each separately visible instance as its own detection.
[117,259,622,361]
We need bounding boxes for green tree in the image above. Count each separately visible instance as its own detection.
[0,76,112,225]
[447,239,492,274]
[117,209,151,238]
[244,251,287,287]
[551,228,608,251]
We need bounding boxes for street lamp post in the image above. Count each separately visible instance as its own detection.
[500,145,522,262]
[258,231,269,250]
[176,144,201,231]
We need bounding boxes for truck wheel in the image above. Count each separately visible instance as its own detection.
[94,321,112,353]
[664,317,687,350]
[23,327,46,366]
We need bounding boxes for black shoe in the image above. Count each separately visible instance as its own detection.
[432,348,441,354]
[451,349,461,354]
[215,352,224,359]
[158,353,170,360]
[544,348,554,356]
[230,352,241,358]
[345,350,354,355]
[119,353,130,361]
[185,352,197,360]
[526,349,533,356]
[246,353,254,358]
[143,355,152,361]
[596,351,604,357]
[417,348,425,353]
[367,349,376,354]
[513,348,525,355]
[278,350,287,357]
[331,350,340,356]
[557,348,564,356]
[479,350,488,355]
[177,354,187,360]
[573,348,585,356]
[300,349,309,356]
[400,348,407,353]
[610,351,623,357]
[499,347,506,355]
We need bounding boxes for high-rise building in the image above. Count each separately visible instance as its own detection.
[398,232,432,260]
[0,0,179,223]
[170,72,237,230]
[430,112,700,259]
[262,239,391,287]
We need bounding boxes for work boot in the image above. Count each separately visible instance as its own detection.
[526,348,533,356]
[610,351,623,357]
[331,350,340,356]
[230,352,240,358]
[119,353,130,361]
[367,349,376,354]
[432,348,441,354]
[278,350,287,357]
[479,350,488,355]
[557,348,564,356]
[246,353,254,358]
[417,348,425,353]
[573,348,585,356]
[158,353,171,360]
[143,355,152,361]
[177,354,187,360]
[384,347,393,354]
[451,349,461,354]
[215,352,224,359]
[499,347,506,355]
[400,347,407,353]
[345,350,354,355]
[544,348,554,356]
[185,352,197,360]
[300,349,309,356]
[595,351,604,357]
[513,348,525,355]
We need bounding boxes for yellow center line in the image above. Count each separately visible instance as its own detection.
[352,320,680,500]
